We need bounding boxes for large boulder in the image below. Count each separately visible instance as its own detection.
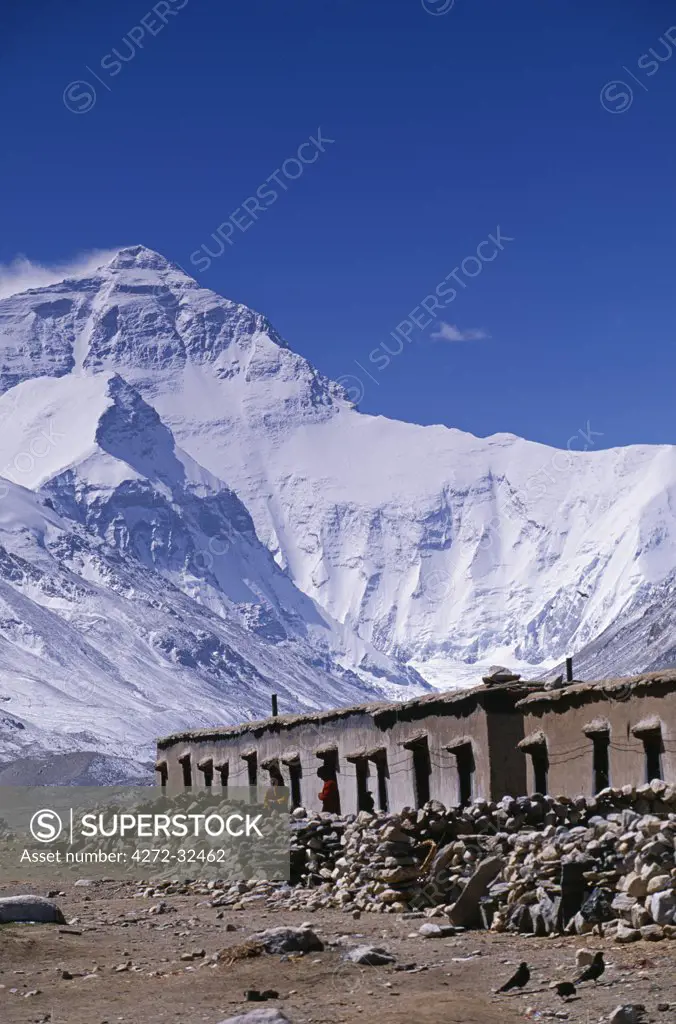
[614,922,640,944]
[0,895,66,925]
[248,926,323,955]
[447,856,504,928]
[608,1006,646,1024]
[647,889,676,926]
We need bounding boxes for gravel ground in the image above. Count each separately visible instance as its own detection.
[0,881,674,1024]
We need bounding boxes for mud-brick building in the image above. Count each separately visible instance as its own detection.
[155,681,536,812]
[517,671,676,798]
[156,670,676,810]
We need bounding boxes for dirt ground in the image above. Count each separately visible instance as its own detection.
[0,882,674,1024]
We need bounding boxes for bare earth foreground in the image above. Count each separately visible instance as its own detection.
[0,883,674,1024]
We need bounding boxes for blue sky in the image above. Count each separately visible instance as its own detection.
[1,0,675,450]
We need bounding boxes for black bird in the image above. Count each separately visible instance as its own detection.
[245,990,279,1002]
[497,962,530,993]
[553,981,576,1001]
[574,951,604,985]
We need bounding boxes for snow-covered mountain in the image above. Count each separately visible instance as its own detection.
[1,244,674,764]
[0,351,426,766]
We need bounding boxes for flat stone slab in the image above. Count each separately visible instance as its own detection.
[343,944,396,966]
[218,1012,291,1024]
[447,856,504,928]
[418,922,458,938]
[0,895,66,925]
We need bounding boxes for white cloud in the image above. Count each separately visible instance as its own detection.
[0,249,121,301]
[430,322,489,343]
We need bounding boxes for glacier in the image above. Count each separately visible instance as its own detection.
[0,244,674,769]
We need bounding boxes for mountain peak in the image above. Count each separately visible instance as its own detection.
[0,245,340,411]
[105,245,185,275]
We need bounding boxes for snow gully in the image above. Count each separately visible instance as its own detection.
[0,423,65,500]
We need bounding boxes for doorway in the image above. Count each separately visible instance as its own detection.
[531,744,549,795]
[155,760,168,788]
[642,729,664,783]
[197,757,214,788]
[215,761,229,788]
[354,756,370,811]
[242,751,258,787]
[406,737,431,808]
[178,751,192,788]
[454,743,475,807]
[288,759,302,809]
[371,750,390,812]
[592,732,610,793]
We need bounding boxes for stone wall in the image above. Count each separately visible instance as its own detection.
[151,782,676,940]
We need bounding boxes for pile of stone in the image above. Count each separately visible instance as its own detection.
[141,782,676,940]
[289,811,348,886]
[323,817,422,913]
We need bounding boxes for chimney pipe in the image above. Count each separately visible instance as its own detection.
[271,693,278,718]
[565,657,573,683]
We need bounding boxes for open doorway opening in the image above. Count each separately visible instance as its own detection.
[370,750,389,812]
[592,732,610,793]
[446,738,476,806]
[405,736,431,808]
[281,753,303,809]
[583,721,611,795]
[178,751,192,788]
[632,718,664,783]
[518,732,549,797]
[455,743,475,806]
[263,760,286,809]
[288,759,302,809]
[215,761,229,788]
[531,745,549,795]
[155,759,168,788]
[353,756,370,811]
[242,751,258,787]
[642,729,664,782]
[197,757,214,787]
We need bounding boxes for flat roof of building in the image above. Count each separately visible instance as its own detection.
[156,669,676,749]
[515,668,676,710]
[156,679,542,749]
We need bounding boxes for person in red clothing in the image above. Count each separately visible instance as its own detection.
[317,764,341,814]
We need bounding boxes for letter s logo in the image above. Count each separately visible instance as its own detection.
[30,809,63,843]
